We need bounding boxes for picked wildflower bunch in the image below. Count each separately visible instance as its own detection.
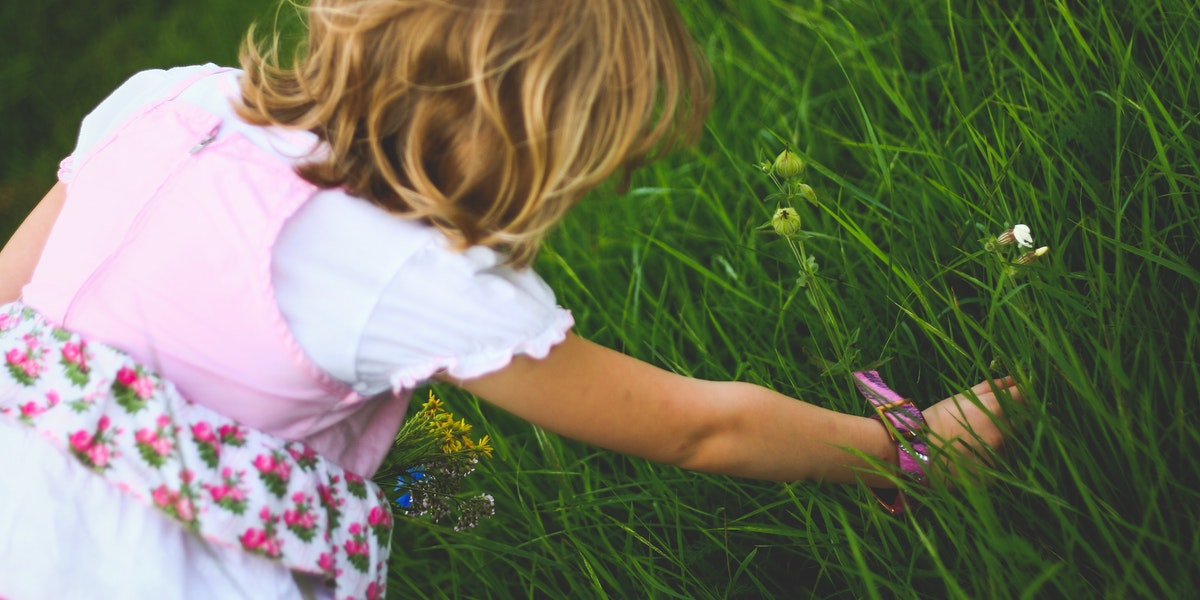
[373,391,495,531]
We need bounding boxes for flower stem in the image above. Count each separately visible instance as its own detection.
[785,234,847,370]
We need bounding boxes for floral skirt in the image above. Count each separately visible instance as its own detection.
[0,303,390,599]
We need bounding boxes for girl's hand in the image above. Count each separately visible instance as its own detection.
[919,377,1024,485]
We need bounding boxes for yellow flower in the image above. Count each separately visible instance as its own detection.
[475,435,493,458]
[421,391,444,415]
[406,390,494,459]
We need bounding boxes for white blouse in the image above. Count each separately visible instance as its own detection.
[60,65,573,396]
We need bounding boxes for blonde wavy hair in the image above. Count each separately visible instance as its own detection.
[237,0,712,266]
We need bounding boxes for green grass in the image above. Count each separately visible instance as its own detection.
[4,0,1198,597]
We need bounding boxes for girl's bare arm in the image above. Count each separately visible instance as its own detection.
[445,333,1020,487]
[0,183,66,304]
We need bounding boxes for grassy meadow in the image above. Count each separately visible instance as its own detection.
[3,1,1198,598]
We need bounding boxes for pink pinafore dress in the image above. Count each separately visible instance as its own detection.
[1,68,393,599]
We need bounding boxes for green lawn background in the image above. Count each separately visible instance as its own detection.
[3,1,1198,598]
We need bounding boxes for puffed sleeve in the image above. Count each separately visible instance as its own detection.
[354,241,575,395]
[58,65,217,183]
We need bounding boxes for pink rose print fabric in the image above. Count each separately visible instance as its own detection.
[0,303,390,599]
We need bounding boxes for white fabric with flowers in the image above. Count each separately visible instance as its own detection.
[0,303,390,600]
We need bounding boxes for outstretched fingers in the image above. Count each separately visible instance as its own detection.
[922,376,1025,485]
[968,376,1025,435]
[968,376,1023,404]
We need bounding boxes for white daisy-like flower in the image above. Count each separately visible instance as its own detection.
[1012,223,1033,248]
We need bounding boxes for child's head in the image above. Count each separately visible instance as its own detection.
[239,0,712,265]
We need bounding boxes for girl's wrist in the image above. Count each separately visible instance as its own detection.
[867,415,901,468]
[852,371,931,515]
[842,415,901,489]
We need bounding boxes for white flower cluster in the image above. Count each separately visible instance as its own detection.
[994,223,1049,267]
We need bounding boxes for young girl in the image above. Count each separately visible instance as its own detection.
[0,1,1022,598]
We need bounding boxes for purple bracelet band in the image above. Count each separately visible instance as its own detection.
[853,370,930,515]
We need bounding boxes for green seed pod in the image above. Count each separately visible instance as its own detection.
[772,149,805,180]
[795,182,818,205]
[771,207,801,237]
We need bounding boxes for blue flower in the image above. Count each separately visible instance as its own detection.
[393,468,425,509]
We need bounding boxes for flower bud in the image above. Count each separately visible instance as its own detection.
[1015,245,1049,265]
[771,207,801,237]
[796,182,818,205]
[772,149,805,181]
